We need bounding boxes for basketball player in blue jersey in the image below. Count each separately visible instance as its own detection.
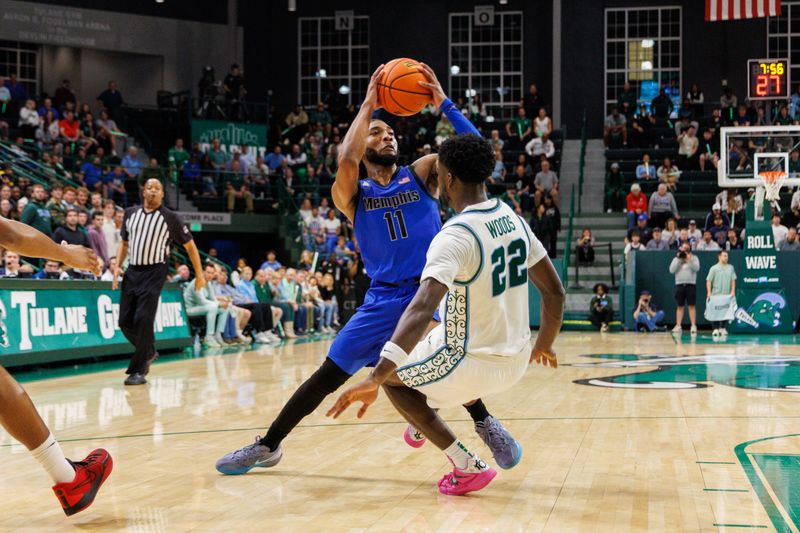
[216,63,521,475]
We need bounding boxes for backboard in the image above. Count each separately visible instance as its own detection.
[718,125,800,189]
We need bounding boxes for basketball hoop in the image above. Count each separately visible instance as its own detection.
[757,170,787,204]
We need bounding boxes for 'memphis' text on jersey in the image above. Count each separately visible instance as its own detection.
[362,190,421,211]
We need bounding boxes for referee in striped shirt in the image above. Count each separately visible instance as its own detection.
[113,179,205,386]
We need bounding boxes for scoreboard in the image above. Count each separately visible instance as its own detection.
[747,59,789,100]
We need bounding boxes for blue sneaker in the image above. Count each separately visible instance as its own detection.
[215,436,282,475]
[475,416,522,470]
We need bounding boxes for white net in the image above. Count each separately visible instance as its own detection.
[758,171,787,203]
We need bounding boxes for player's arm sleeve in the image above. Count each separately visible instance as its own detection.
[517,216,548,267]
[165,210,193,244]
[440,98,480,136]
[420,224,481,290]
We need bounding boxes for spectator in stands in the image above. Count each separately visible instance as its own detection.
[626,184,648,229]
[285,105,309,129]
[501,183,522,215]
[720,86,738,114]
[636,153,656,182]
[18,99,39,139]
[87,211,109,266]
[646,227,669,250]
[533,159,559,207]
[629,105,655,148]
[617,81,637,117]
[168,138,190,175]
[771,213,789,249]
[675,228,695,250]
[510,164,532,211]
[533,107,552,139]
[605,162,625,212]
[531,203,555,256]
[709,215,730,247]
[171,264,191,283]
[224,162,254,213]
[52,208,88,247]
[686,83,704,107]
[260,250,282,271]
[651,88,674,121]
[287,143,307,171]
[726,229,743,250]
[676,126,699,172]
[779,227,800,251]
[624,231,644,259]
[233,267,280,344]
[35,259,68,280]
[589,283,613,333]
[526,132,555,160]
[20,184,52,237]
[704,203,731,231]
[633,290,665,332]
[698,129,720,171]
[543,194,560,257]
[184,263,229,348]
[0,250,21,278]
[434,115,455,146]
[95,109,120,156]
[687,219,702,242]
[80,156,104,192]
[58,110,81,146]
[661,218,679,248]
[603,106,627,148]
[648,183,679,229]
[669,243,699,334]
[716,189,744,222]
[576,228,595,266]
[264,145,285,172]
[223,64,246,121]
[121,146,142,181]
[733,104,751,127]
[322,208,342,250]
[208,138,230,173]
[523,83,544,118]
[278,268,305,336]
[35,110,59,149]
[674,99,699,136]
[0,199,14,220]
[101,200,120,256]
[656,157,680,191]
[490,129,504,152]
[4,73,27,104]
[696,230,721,251]
[490,149,506,184]
[104,166,127,206]
[53,79,75,110]
[97,81,124,119]
[628,214,653,245]
[506,107,532,149]
[253,269,288,337]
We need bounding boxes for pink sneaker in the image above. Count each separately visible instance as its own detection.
[438,466,497,496]
[403,425,426,448]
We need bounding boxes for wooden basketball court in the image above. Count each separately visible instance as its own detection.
[2,331,799,532]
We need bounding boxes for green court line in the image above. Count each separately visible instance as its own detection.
[734,433,800,533]
[713,524,768,529]
[697,461,737,465]
[704,488,749,492]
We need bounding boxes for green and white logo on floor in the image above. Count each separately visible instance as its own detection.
[572,353,800,390]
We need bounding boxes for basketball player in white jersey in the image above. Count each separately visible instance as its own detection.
[327,134,565,495]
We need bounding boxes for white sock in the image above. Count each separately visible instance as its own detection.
[31,433,75,484]
[444,439,486,472]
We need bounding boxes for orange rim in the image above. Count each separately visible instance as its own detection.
[757,171,787,185]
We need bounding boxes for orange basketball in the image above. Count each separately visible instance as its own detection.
[377,58,432,116]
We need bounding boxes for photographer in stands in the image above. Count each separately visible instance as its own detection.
[669,243,699,335]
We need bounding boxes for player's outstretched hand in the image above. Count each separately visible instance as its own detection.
[194,276,207,291]
[61,243,101,276]
[364,64,385,110]
[416,62,447,108]
[531,346,558,368]
[326,378,380,419]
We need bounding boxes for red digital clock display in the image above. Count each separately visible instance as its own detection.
[748,59,790,100]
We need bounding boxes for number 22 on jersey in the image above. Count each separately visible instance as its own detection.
[491,238,527,296]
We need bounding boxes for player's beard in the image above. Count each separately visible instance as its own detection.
[364,147,398,167]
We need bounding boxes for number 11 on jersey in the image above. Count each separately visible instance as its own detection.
[383,210,408,241]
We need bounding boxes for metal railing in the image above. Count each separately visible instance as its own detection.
[570,242,616,289]
[561,183,576,283]
[577,109,587,214]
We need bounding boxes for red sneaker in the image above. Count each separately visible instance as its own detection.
[438,464,497,496]
[52,448,113,516]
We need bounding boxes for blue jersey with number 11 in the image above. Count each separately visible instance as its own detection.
[354,166,441,285]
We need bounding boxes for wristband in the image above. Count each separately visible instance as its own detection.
[380,341,409,367]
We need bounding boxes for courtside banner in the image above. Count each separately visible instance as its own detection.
[0,280,191,366]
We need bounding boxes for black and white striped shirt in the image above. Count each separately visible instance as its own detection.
[121,206,192,266]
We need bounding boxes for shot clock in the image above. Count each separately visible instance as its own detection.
[747,58,789,100]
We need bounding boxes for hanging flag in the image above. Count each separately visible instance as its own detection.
[705,0,781,21]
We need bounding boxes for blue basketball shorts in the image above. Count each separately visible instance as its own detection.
[328,282,418,375]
